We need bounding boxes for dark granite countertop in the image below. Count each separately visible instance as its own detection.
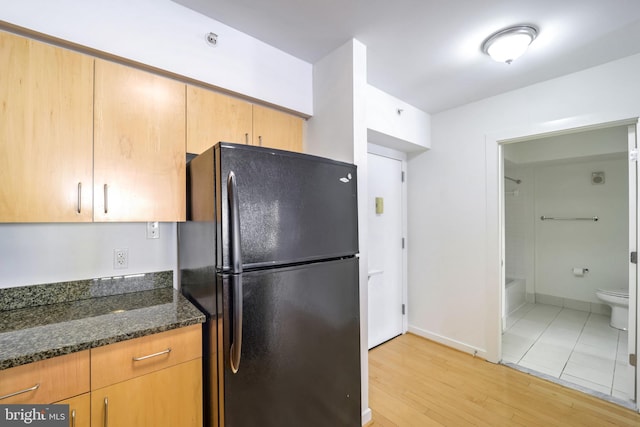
[0,272,205,370]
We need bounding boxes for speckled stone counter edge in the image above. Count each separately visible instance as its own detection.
[0,270,174,311]
[0,272,205,370]
[0,288,205,370]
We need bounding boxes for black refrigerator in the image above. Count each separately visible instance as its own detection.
[178,142,361,427]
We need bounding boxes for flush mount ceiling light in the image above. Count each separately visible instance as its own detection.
[481,25,538,64]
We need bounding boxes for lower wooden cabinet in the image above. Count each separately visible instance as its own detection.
[90,325,203,427]
[56,393,91,427]
[0,326,203,427]
[90,358,202,427]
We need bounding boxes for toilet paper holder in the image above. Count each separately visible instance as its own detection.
[572,267,589,276]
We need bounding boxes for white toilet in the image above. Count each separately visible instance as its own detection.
[595,288,629,330]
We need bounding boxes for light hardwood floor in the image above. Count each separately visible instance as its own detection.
[367,333,640,426]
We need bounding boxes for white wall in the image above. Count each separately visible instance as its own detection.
[408,52,640,362]
[505,126,628,164]
[0,223,177,288]
[366,85,431,152]
[306,41,357,162]
[0,0,312,115]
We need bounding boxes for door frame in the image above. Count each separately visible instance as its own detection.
[628,124,638,378]
[367,143,409,334]
[487,114,639,412]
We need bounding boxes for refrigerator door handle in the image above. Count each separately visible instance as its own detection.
[228,170,243,373]
[229,274,243,373]
[227,171,243,274]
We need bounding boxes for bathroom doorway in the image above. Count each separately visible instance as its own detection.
[499,122,638,409]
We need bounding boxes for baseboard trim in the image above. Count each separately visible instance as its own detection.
[362,407,372,426]
[407,326,488,360]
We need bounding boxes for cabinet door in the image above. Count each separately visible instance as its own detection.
[252,104,303,152]
[56,393,90,427]
[94,59,186,222]
[187,86,252,154]
[0,31,93,222]
[91,359,202,427]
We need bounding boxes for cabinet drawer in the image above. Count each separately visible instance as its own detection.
[91,324,201,389]
[0,350,90,404]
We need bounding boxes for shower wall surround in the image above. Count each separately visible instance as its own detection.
[504,165,535,301]
[505,155,628,312]
[534,156,628,307]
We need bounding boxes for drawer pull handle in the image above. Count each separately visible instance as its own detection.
[77,182,82,214]
[104,397,108,427]
[71,409,76,427]
[103,184,108,214]
[0,383,40,401]
[132,348,172,361]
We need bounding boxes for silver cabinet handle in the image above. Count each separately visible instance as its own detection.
[103,184,108,214]
[71,409,76,427]
[77,182,82,214]
[0,383,40,401]
[103,397,108,427]
[132,348,172,361]
[258,135,262,146]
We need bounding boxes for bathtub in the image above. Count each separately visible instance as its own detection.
[506,277,526,315]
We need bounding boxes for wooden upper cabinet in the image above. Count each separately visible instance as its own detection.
[0,31,94,222]
[252,104,303,152]
[93,59,186,222]
[186,86,303,154]
[186,86,252,154]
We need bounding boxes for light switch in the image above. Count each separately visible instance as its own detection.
[375,197,384,214]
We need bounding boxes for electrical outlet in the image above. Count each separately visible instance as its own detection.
[146,221,160,239]
[114,248,129,269]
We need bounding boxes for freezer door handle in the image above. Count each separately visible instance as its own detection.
[227,171,243,274]
[229,274,243,373]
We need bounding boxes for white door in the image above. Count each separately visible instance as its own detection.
[367,152,404,349]
[628,123,638,403]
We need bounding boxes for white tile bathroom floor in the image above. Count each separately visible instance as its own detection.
[502,302,635,407]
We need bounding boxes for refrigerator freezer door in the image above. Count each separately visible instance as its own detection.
[219,257,361,427]
[216,143,359,271]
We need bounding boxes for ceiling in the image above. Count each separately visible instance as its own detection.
[173,0,640,114]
